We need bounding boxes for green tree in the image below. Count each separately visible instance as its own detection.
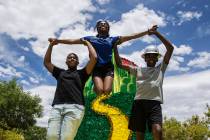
[185,115,209,140]
[23,126,47,140]
[204,104,210,138]
[204,104,210,125]
[0,79,47,139]
[0,128,24,140]
[163,106,210,140]
[0,79,43,130]
[163,117,187,140]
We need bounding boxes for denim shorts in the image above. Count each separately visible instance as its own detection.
[47,104,85,140]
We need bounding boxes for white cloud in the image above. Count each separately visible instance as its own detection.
[164,44,192,72]
[99,9,107,13]
[110,4,166,43]
[173,44,193,56]
[173,56,184,62]
[141,36,156,44]
[163,69,210,121]
[177,11,202,25]
[96,0,110,5]
[20,46,30,52]
[160,44,192,71]
[0,0,95,40]
[0,0,96,71]
[0,39,45,86]
[0,65,22,78]
[29,77,40,84]
[156,43,191,72]
[0,41,26,67]
[0,0,96,68]
[167,58,190,72]
[28,85,56,127]
[0,41,39,81]
[0,2,167,70]
[196,24,210,38]
[165,14,177,26]
[18,55,25,63]
[0,42,25,78]
[176,0,186,6]
[0,0,97,69]
[20,80,30,86]
[187,52,210,69]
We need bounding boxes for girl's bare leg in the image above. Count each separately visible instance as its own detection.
[103,76,113,94]
[93,76,104,95]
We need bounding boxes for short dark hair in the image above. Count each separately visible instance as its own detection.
[67,53,79,62]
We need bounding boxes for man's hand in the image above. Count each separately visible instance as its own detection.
[148,25,158,35]
[48,38,58,46]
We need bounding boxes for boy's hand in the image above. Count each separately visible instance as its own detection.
[48,38,58,46]
[148,25,158,35]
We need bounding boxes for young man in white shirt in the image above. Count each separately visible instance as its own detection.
[114,26,174,140]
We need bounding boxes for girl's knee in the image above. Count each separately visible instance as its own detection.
[94,86,104,94]
[103,88,112,94]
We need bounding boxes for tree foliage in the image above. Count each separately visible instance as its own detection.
[0,128,24,140]
[22,126,47,140]
[0,79,42,130]
[163,117,187,140]
[163,105,210,140]
[0,79,46,139]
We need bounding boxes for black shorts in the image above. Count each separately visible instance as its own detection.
[128,99,162,133]
[92,62,114,78]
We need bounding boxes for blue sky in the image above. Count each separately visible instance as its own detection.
[0,0,209,127]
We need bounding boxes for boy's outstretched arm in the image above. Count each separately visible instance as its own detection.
[82,40,97,75]
[43,41,57,73]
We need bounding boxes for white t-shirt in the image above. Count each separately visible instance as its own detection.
[132,62,167,103]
